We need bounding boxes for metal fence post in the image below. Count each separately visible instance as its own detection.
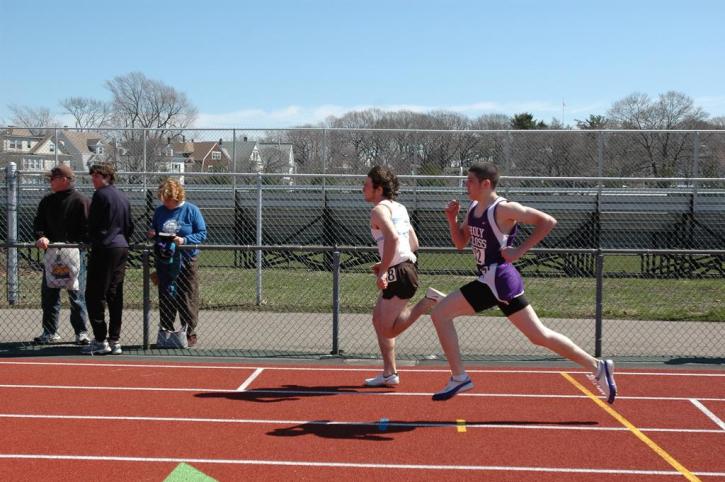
[594,251,604,357]
[331,249,341,355]
[232,128,237,206]
[504,131,512,174]
[5,162,18,305]
[142,248,151,349]
[256,172,263,305]
[143,129,147,192]
[692,131,699,211]
[322,128,327,188]
[597,131,604,178]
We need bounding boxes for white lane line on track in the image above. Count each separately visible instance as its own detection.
[1,360,723,377]
[237,368,264,391]
[0,453,723,476]
[689,399,725,431]
[1,384,724,402]
[1,413,723,434]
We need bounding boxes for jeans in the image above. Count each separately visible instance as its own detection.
[41,252,89,335]
[159,256,199,336]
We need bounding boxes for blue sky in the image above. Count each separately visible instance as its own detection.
[1,0,723,128]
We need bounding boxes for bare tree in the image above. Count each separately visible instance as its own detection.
[106,72,197,132]
[6,104,59,135]
[700,117,725,177]
[281,126,326,174]
[60,97,112,130]
[471,113,510,130]
[709,116,725,128]
[607,91,708,177]
[104,72,197,171]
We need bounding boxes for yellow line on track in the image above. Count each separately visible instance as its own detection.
[560,372,700,482]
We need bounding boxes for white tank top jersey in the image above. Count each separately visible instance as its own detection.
[370,200,417,266]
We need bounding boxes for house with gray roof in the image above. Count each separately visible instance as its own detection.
[57,130,108,170]
[225,138,297,182]
[0,127,73,183]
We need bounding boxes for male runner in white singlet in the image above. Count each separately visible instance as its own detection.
[362,165,445,387]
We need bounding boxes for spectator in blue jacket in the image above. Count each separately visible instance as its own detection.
[147,179,207,347]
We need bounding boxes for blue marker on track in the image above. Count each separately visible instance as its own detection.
[378,418,389,431]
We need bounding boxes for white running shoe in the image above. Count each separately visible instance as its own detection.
[425,287,446,302]
[589,359,617,404]
[364,372,400,387]
[81,339,111,355]
[432,376,473,401]
[34,332,61,344]
[75,332,91,345]
[110,342,122,355]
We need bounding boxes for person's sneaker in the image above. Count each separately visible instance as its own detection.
[589,359,617,404]
[75,332,91,345]
[425,287,446,302]
[33,332,61,344]
[364,372,400,387]
[110,342,122,355]
[81,339,110,355]
[432,376,473,401]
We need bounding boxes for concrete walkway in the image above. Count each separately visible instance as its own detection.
[1,308,722,359]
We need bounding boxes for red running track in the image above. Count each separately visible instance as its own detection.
[0,359,723,481]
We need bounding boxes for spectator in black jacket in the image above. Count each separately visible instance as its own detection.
[32,164,91,345]
[83,162,134,355]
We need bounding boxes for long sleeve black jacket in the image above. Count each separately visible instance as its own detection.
[88,184,134,248]
[33,188,90,243]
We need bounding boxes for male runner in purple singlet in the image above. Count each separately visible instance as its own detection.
[430,163,617,403]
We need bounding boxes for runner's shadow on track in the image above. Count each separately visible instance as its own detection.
[0,342,139,357]
[665,357,724,365]
[266,420,599,441]
[195,385,394,403]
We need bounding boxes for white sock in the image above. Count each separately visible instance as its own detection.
[452,373,468,382]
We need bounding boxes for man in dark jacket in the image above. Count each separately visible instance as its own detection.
[33,164,91,345]
[83,162,134,355]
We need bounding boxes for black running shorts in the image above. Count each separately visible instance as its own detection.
[382,260,419,300]
[459,279,529,316]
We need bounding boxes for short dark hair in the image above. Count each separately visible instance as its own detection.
[88,162,116,185]
[468,163,500,189]
[367,165,399,200]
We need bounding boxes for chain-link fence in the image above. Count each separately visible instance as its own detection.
[3,171,724,251]
[1,127,724,361]
[1,244,723,360]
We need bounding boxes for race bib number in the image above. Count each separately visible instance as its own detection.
[473,246,486,266]
[387,267,398,283]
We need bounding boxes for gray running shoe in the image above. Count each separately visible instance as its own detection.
[34,332,61,344]
[81,339,111,355]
